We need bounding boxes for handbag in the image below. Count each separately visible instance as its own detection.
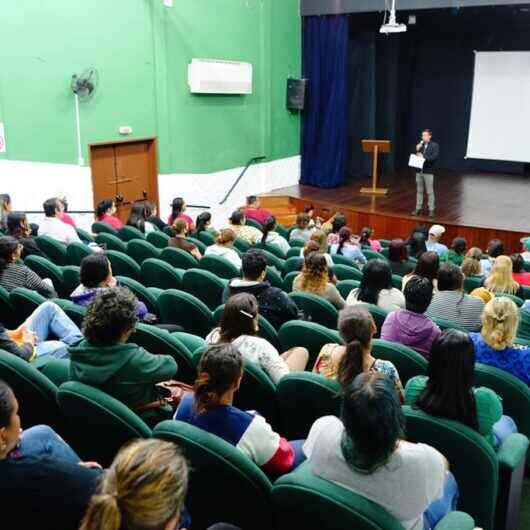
[134,380,193,413]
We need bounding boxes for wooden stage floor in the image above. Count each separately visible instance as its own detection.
[266,169,530,253]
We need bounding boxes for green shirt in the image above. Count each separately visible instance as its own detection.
[446,250,464,266]
[404,375,503,447]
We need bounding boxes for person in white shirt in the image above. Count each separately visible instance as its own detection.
[38,198,81,245]
[206,292,308,383]
[261,216,290,256]
[204,228,242,270]
[425,225,448,257]
[304,372,459,530]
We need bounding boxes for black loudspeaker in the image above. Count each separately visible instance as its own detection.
[286,78,307,111]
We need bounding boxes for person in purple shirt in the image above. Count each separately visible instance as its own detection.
[381,276,441,358]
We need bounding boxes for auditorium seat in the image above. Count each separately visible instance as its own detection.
[464,276,484,293]
[245,218,263,231]
[95,232,127,252]
[140,258,183,290]
[127,239,162,264]
[116,275,161,315]
[181,268,225,310]
[336,279,361,299]
[146,230,170,248]
[161,246,199,270]
[118,225,145,241]
[233,237,251,253]
[391,274,403,289]
[496,293,524,307]
[364,304,390,336]
[36,357,70,387]
[283,256,303,275]
[331,254,360,268]
[106,250,141,281]
[91,221,118,236]
[200,254,240,279]
[154,420,273,530]
[362,249,387,261]
[277,372,341,440]
[35,235,68,266]
[266,266,283,289]
[24,255,65,296]
[253,241,287,260]
[517,307,530,341]
[52,299,86,328]
[259,248,286,273]
[10,287,47,324]
[283,270,299,292]
[430,316,468,332]
[66,241,93,266]
[272,462,476,530]
[289,238,306,248]
[286,246,302,259]
[187,236,207,254]
[0,286,15,328]
[288,292,338,328]
[57,381,152,466]
[332,264,363,281]
[75,227,94,244]
[403,406,528,530]
[61,265,81,297]
[197,230,216,246]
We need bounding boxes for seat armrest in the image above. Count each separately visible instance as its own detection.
[497,433,529,470]
[433,511,475,530]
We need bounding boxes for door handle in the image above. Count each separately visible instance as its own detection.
[109,177,133,185]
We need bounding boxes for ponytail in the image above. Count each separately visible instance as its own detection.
[360,227,372,245]
[194,371,221,413]
[337,227,352,256]
[337,339,365,388]
[170,198,185,225]
[95,199,113,221]
[80,494,121,530]
[195,212,211,235]
[261,216,276,245]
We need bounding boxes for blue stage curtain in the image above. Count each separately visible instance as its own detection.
[301,15,349,188]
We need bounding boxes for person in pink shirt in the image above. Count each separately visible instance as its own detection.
[243,195,272,226]
[167,197,194,231]
[95,198,123,230]
[359,226,382,252]
[56,194,76,228]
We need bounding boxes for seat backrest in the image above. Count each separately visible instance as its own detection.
[336,279,361,299]
[496,293,524,307]
[154,420,272,530]
[331,254,360,268]
[272,462,404,530]
[35,235,67,265]
[371,339,427,386]
[160,246,198,270]
[332,264,363,281]
[391,274,403,289]
[403,406,497,530]
[59,300,87,328]
[158,289,213,337]
[92,221,118,236]
[76,227,94,243]
[430,316,468,332]
[127,239,161,264]
[197,230,216,246]
[289,292,338,328]
[118,225,145,241]
[245,218,263,231]
[283,256,303,275]
[0,286,15,327]
[24,254,64,295]
[233,237,250,253]
[286,247,301,259]
[517,307,530,341]
[200,254,240,279]
[106,250,141,281]
[283,270,299,292]
[289,238,306,248]
[116,275,160,315]
[61,265,81,297]
[141,258,183,290]
[95,233,127,253]
[363,249,387,261]
[253,241,287,260]
[182,268,226,310]
[260,249,285,272]
[266,266,283,289]
[66,242,93,266]
[464,275,484,293]
[257,314,281,351]
[57,381,152,466]
[187,236,207,254]
[146,230,170,248]
[9,287,47,324]
[278,320,341,368]
[277,372,341,440]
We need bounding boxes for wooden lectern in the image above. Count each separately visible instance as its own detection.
[360,139,391,195]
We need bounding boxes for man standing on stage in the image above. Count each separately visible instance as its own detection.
[412,129,439,217]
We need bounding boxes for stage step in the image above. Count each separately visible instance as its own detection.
[259,196,295,209]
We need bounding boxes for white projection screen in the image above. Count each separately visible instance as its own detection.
[466,51,530,163]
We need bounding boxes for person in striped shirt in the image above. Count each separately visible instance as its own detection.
[175,343,305,475]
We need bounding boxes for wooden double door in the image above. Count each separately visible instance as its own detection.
[89,137,160,223]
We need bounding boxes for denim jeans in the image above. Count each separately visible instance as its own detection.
[290,439,308,469]
[493,415,518,449]
[16,424,80,464]
[24,301,83,358]
[423,472,459,530]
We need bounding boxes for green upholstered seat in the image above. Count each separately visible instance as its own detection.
[127,239,161,264]
[61,265,81,297]
[286,246,301,259]
[57,382,152,466]
[182,268,227,310]
[158,289,213,337]
[371,339,427,386]
[0,286,15,327]
[496,293,524,307]
[200,254,240,279]
[266,266,283,289]
[380,247,390,258]
[517,306,530,341]
[10,288,47,324]
[245,218,263,231]
[520,285,530,300]
[116,275,160,315]
[91,221,118,236]
[363,249,387,261]
[106,250,141,281]
[276,223,289,239]
[253,241,287,260]
[277,372,341,440]
[259,249,285,273]
[282,270,299,292]
[146,230,170,248]
[379,239,391,248]
[24,255,65,296]
[272,462,475,530]
[289,238,306,248]
[35,235,67,265]
[141,258,183,290]
[288,292,338,328]
[36,358,71,386]
[154,420,273,530]
[278,320,341,369]
[283,256,303,275]
[160,246,199,270]
[331,254,360,268]
[75,228,94,243]
[463,275,484,293]
[128,323,197,384]
[187,236,207,254]
[66,241,93,266]
[403,406,528,530]
[95,232,127,253]
[336,279,361,299]
[173,332,206,356]
[364,304,389,336]
[234,237,250,253]
[197,230,216,246]
[430,316,468,332]
[332,264,363,281]
[118,225,145,241]
[391,274,403,289]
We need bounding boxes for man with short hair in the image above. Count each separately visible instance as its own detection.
[243,195,272,226]
[412,129,439,217]
[381,276,441,358]
[222,249,299,329]
[38,198,81,245]
[426,224,448,257]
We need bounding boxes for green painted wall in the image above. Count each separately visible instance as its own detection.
[0,0,301,174]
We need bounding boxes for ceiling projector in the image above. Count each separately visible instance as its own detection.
[380,1,407,34]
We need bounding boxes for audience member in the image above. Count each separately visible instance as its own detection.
[359,226,382,252]
[0,194,12,231]
[293,252,345,309]
[406,329,517,449]
[346,259,405,312]
[408,231,427,260]
[223,250,299,329]
[303,204,323,229]
[426,225,448,257]
[326,213,347,245]
[176,344,305,474]
[511,253,530,287]
[169,219,202,260]
[520,237,530,262]
[447,237,467,265]
[144,201,167,231]
[69,288,177,426]
[313,306,403,398]
[469,297,530,385]
[261,215,290,255]
[304,373,458,530]
[168,197,194,229]
[243,195,272,226]
[228,210,262,245]
[481,239,504,276]
[194,211,218,238]
[388,239,415,277]
[94,198,123,230]
[484,255,524,297]
[0,381,102,530]
[6,212,45,258]
[204,228,242,270]
[289,212,314,242]
[300,230,333,267]
[206,293,308,382]
[38,198,81,245]
[461,257,483,279]
[425,262,485,331]
[0,236,56,297]
[330,227,367,266]
[56,193,76,228]
[381,276,441,357]
[402,251,440,291]
[126,201,156,234]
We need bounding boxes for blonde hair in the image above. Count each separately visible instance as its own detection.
[172,218,188,235]
[484,255,520,295]
[465,247,483,261]
[216,228,235,246]
[309,230,328,253]
[80,439,188,530]
[461,257,481,277]
[299,252,329,294]
[470,287,494,305]
[481,297,519,350]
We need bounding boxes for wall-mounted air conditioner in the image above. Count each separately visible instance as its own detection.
[188,59,253,95]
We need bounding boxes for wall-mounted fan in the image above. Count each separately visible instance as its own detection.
[71,68,99,165]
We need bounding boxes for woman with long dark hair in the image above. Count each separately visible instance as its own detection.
[194,211,218,238]
[346,259,405,312]
[388,238,415,276]
[228,209,262,245]
[326,213,347,246]
[94,199,123,230]
[358,226,382,252]
[126,201,156,234]
[406,329,517,448]
[330,227,367,266]
[402,250,440,291]
[168,197,194,229]
[313,306,403,398]
[6,212,45,259]
[261,215,289,255]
